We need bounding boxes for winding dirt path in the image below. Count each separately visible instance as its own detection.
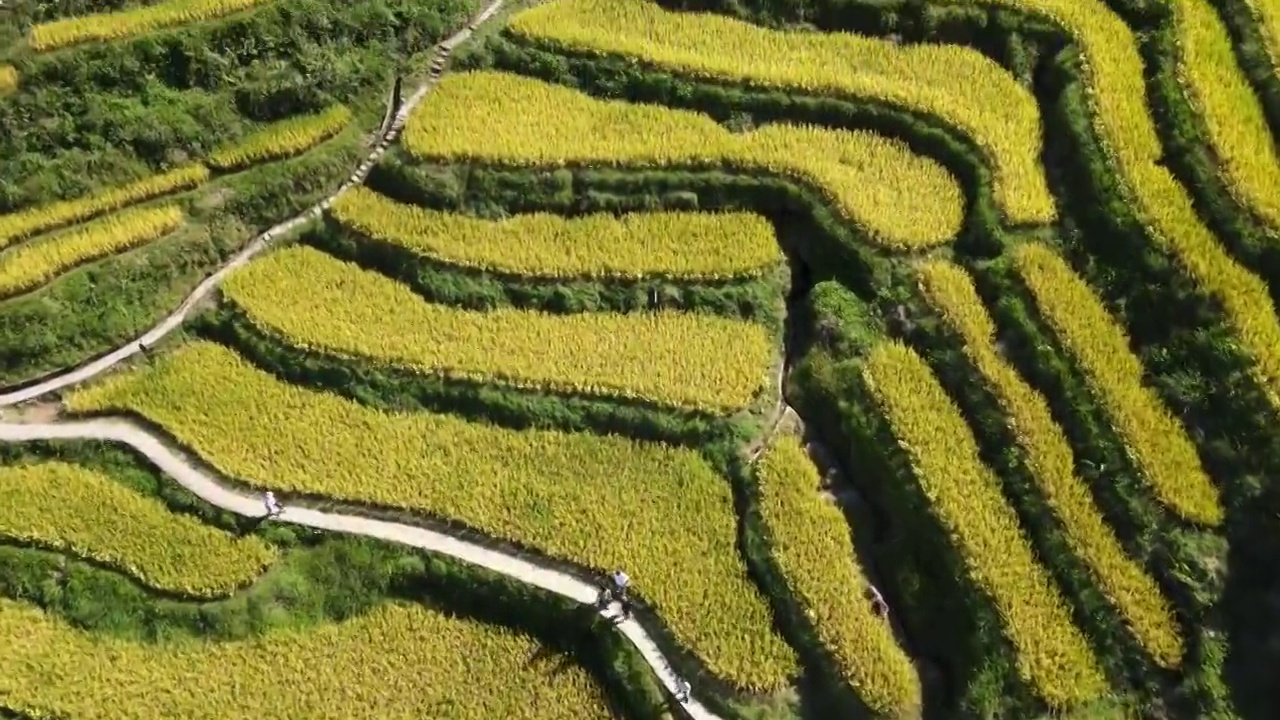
[0,417,720,719]
[0,1,726,716]
[0,0,506,408]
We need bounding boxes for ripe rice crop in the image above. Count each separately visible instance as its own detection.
[1242,0,1280,92]
[958,0,1280,422]
[0,165,207,249]
[329,186,783,280]
[29,0,270,52]
[1169,0,1280,232]
[223,246,775,414]
[916,260,1183,667]
[861,341,1107,708]
[0,65,16,95]
[756,435,921,718]
[1011,244,1223,526]
[0,461,276,598]
[207,105,353,171]
[0,599,614,720]
[0,204,184,300]
[405,71,964,251]
[509,0,1052,227]
[67,341,800,690]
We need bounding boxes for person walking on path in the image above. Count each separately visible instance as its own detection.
[263,490,282,518]
[610,569,630,599]
[867,584,888,618]
[674,677,691,704]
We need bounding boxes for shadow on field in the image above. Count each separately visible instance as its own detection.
[1222,478,1280,720]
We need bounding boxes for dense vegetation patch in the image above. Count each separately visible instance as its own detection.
[0,460,276,597]
[222,245,776,413]
[405,71,966,250]
[5,0,1280,717]
[67,340,800,691]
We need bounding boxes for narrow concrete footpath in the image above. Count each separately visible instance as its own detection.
[0,2,733,714]
[0,417,723,720]
[0,0,507,408]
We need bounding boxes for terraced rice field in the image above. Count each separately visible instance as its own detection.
[0,461,276,597]
[755,434,920,717]
[329,186,783,280]
[405,71,966,251]
[2,0,1279,717]
[222,245,774,412]
[67,340,799,691]
[0,599,615,720]
[509,0,1053,226]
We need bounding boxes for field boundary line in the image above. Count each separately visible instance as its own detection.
[0,416,718,720]
[0,0,508,408]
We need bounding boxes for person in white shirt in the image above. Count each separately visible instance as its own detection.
[263,491,282,518]
[674,677,691,704]
[868,584,888,618]
[611,570,630,596]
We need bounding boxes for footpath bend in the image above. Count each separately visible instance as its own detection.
[0,2,731,716]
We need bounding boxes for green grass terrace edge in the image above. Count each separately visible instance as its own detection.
[500,0,1054,228]
[0,440,672,720]
[465,33,1022,258]
[367,151,911,306]
[305,219,789,324]
[0,0,482,213]
[170,323,910,718]
[0,125,367,390]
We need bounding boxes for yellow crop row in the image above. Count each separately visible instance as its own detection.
[405,71,964,251]
[29,0,269,52]
[329,186,783,280]
[510,0,1052,226]
[1012,244,1223,526]
[0,165,207,250]
[916,260,1183,667]
[1169,0,1280,232]
[0,600,613,719]
[0,204,184,300]
[0,65,16,95]
[67,341,800,690]
[223,245,775,414]
[861,341,1107,708]
[1242,0,1280,96]
[0,106,342,248]
[0,461,276,598]
[756,435,921,718]
[208,105,353,171]
[959,0,1280,420]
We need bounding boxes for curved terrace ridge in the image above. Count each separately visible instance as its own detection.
[0,460,277,598]
[0,0,509,407]
[508,0,1053,227]
[1166,0,1280,234]
[951,0,1280,415]
[0,417,726,720]
[221,245,776,414]
[403,70,967,251]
